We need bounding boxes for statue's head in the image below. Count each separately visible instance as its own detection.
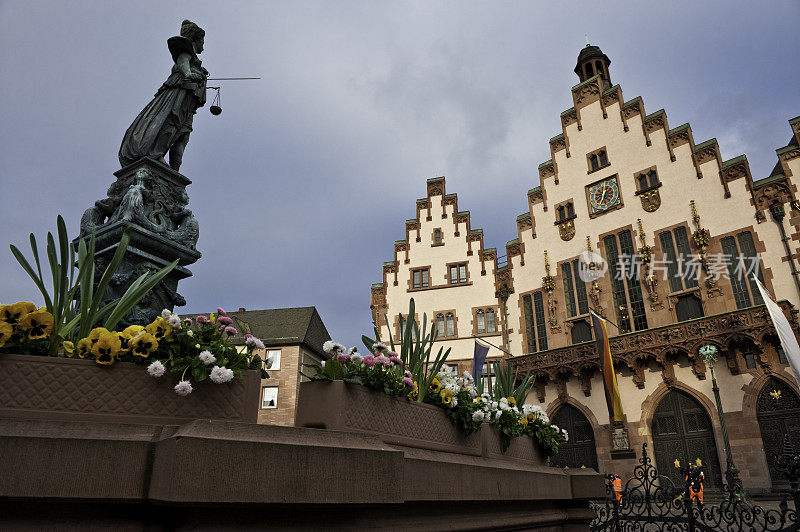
[181,19,205,53]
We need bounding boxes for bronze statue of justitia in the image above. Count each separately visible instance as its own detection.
[119,20,207,171]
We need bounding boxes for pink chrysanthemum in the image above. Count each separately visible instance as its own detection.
[375,354,391,366]
[402,377,415,388]
[196,315,209,324]
[363,354,376,368]
[217,307,227,316]
[389,356,402,366]
[224,326,237,335]
[336,353,350,364]
[217,316,233,325]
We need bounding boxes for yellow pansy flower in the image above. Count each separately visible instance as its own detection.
[92,330,122,365]
[131,332,158,358]
[518,416,528,427]
[440,388,453,405]
[146,317,172,341]
[88,327,109,345]
[118,325,144,352]
[18,310,54,340]
[507,397,517,407]
[62,341,75,356]
[408,388,418,401]
[0,321,13,348]
[1,301,37,327]
[75,338,92,358]
[429,378,441,393]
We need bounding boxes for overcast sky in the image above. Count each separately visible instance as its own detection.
[1,1,798,352]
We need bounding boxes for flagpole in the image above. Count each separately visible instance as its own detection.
[590,309,622,332]
[469,336,514,357]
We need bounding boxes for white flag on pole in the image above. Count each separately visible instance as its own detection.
[754,277,800,383]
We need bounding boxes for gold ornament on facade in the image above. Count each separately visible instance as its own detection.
[689,201,722,297]
[792,200,800,211]
[639,188,661,212]
[584,236,605,316]
[557,219,576,241]
[755,210,766,223]
[637,219,662,310]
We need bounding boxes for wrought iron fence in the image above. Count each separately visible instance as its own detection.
[590,442,799,531]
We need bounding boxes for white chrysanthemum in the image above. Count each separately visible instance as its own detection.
[174,380,193,396]
[168,315,182,329]
[210,365,234,384]
[551,424,559,432]
[199,350,216,365]
[322,340,336,354]
[147,360,166,378]
[246,336,258,347]
[494,410,503,420]
[347,346,358,355]
[350,353,363,365]
[254,338,265,350]
[372,342,389,352]
[450,397,458,408]
[462,371,474,382]
[472,410,485,422]
[161,309,172,319]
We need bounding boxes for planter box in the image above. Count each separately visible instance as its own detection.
[0,353,260,425]
[296,380,544,465]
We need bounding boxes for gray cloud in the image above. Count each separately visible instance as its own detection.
[1,1,798,352]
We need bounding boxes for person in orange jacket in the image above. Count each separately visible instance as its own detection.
[610,474,623,505]
[685,468,704,505]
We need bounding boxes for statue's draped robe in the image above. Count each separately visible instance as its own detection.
[118,36,206,167]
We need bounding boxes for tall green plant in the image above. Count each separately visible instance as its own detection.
[10,215,178,352]
[361,297,451,402]
[491,360,535,405]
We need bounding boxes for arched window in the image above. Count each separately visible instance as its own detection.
[585,63,594,78]
[570,319,592,344]
[446,313,455,337]
[433,229,442,245]
[486,309,496,333]
[598,151,608,167]
[595,60,603,78]
[675,294,704,322]
[436,314,445,339]
[476,310,485,334]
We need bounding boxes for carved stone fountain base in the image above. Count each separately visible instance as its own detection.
[78,157,202,326]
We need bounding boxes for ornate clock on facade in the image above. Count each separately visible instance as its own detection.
[587,176,622,216]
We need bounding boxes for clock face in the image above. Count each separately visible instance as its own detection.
[588,178,621,214]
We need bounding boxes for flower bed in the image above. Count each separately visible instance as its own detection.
[0,353,260,425]
[303,337,566,457]
[296,380,545,464]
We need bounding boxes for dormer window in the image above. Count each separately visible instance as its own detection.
[636,169,660,191]
[588,148,609,173]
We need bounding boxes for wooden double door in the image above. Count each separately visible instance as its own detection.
[549,404,599,471]
[652,390,723,490]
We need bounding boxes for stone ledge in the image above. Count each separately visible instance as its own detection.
[0,417,604,530]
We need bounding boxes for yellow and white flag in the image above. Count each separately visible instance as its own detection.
[754,277,800,382]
